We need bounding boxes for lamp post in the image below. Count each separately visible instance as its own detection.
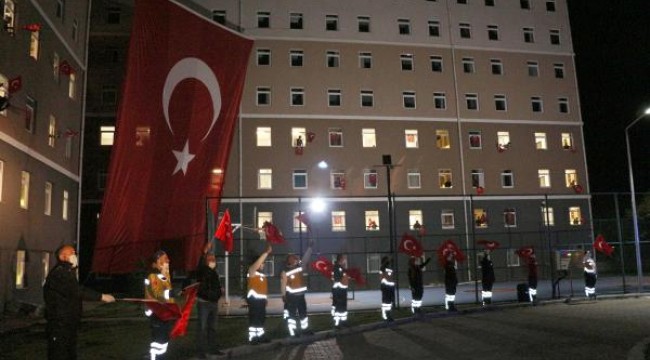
[380,155,399,308]
[625,107,650,293]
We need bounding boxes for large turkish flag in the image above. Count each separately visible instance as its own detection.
[92,0,253,273]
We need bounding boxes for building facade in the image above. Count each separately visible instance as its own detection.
[0,0,90,310]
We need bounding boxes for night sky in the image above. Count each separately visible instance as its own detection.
[567,1,650,193]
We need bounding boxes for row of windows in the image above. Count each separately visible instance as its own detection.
[0,163,70,219]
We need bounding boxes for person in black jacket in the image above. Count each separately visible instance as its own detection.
[480,249,495,306]
[408,255,431,315]
[43,244,115,360]
[196,242,224,358]
[444,252,458,312]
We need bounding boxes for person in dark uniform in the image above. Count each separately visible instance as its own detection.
[408,255,431,315]
[195,242,224,358]
[281,241,313,337]
[43,244,115,360]
[144,250,175,360]
[527,253,539,304]
[331,253,350,328]
[583,251,597,300]
[480,249,495,306]
[380,256,395,321]
[247,244,272,344]
[444,251,458,312]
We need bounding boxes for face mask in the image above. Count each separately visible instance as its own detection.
[68,254,79,268]
[208,262,216,270]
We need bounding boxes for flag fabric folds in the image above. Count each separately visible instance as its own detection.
[477,239,501,250]
[59,60,75,75]
[262,221,285,244]
[346,267,367,286]
[437,239,465,266]
[310,256,333,279]
[214,209,233,253]
[92,0,253,274]
[145,302,181,322]
[398,233,424,257]
[515,246,535,259]
[295,213,311,232]
[594,234,614,256]
[8,76,22,94]
[170,285,198,338]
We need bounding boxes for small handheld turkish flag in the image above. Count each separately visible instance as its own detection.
[437,239,465,266]
[214,209,233,253]
[310,256,333,279]
[399,233,423,257]
[515,246,535,259]
[594,234,614,257]
[262,221,285,244]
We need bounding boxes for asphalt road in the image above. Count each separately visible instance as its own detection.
[236,297,650,360]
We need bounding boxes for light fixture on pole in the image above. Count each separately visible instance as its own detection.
[625,107,650,293]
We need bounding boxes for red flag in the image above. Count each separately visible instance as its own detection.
[594,234,614,257]
[214,209,233,252]
[145,302,181,322]
[477,240,500,250]
[22,23,41,32]
[170,285,198,338]
[92,0,253,274]
[515,246,535,259]
[346,267,367,286]
[310,256,333,279]
[59,60,75,75]
[399,233,423,257]
[437,239,465,266]
[295,212,311,231]
[8,76,22,94]
[262,221,285,244]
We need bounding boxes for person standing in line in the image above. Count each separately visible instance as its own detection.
[331,253,350,328]
[247,244,272,345]
[380,256,395,322]
[44,244,115,360]
[527,252,539,304]
[195,242,224,358]
[408,255,431,315]
[281,240,314,337]
[144,250,175,360]
[583,251,597,300]
[444,252,458,312]
[480,249,495,306]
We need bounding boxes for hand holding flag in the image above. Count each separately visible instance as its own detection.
[214,209,233,252]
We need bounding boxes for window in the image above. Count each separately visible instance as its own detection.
[135,126,150,148]
[497,131,510,149]
[44,182,52,215]
[365,210,379,230]
[433,92,447,109]
[569,207,582,225]
[16,250,26,289]
[407,169,421,189]
[428,20,440,37]
[212,10,226,24]
[290,12,303,29]
[97,171,108,190]
[401,54,414,71]
[364,169,378,189]
[42,252,50,284]
[53,53,60,80]
[48,115,57,147]
[520,0,531,9]
[358,16,370,32]
[0,160,3,202]
[403,91,416,109]
[504,208,517,227]
[527,61,539,77]
[367,254,381,273]
[68,73,76,99]
[441,210,455,229]
[501,170,514,188]
[439,169,453,188]
[487,25,499,41]
[457,0,467,4]
[471,169,485,188]
[362,128,376,148]
[409,210,423,230]
[554,63,565,79]
[3,0,16,34]
[290,87,304,106]
[462,57,475,73]
[290,50,303,67]
[56,0,65,20]
[523,27,535,43]
[485,0,495,6]
[490,59,503,75]
[359,52,372,69]
[542,206,555,226]
[466,93,479,110]
[257,212,273,230]
[29,30,40,59]
[507,249,521,267]
[293,170,307,189]
[494,95,507,111]
[546,0,556,12]
[474,208,488,228]
[331,210,346,232]
[331,171,346,189]
[257,49,271,66]
[436,130,451,149]
[328,89,341,107]
[531,96,543,113]
[405,129,418,148]
[257,169,273,189]
[398,19,411,35]
[558,97,569,113]
[469,131,482,149]
[329,128,343,147]
[20,171,30,209]
[561,133,574,150]
[101,85,117,105]
[326,51,340,68]
[430,56,443,72]
[360,90,374,107]
[459,23,471,39]
[538,169,551,188]
[106,7,121,24]
[256,87,271,106]
[100,126,115,146]
[565,169,578,187]
[326,14,338,31]
[550,29,560,45]
[535,132,547,150]
[256,127,271,147]
[292,128,306,148]
[257,11,270,28]
[62,190,69,220]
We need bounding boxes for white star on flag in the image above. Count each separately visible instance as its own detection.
[172,140,195,175]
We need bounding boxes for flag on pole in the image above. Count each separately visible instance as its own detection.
[310,256,333,279]
[214,209,233,252]
[398,233,424,257]
[262,221,285,244]
[170,285,198,338]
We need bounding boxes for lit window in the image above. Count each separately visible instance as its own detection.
[501,170,514,188]
[293,170,307,189]
[471,169,485,188]
[53,53,60,80]
[257,11,270,28]
[290,87,304,106]
[48,115,57,147]
[466,93,479,110]
[550,29,561,45]
[497,131,510,150]
[405,129,418,148]
[331,170,346,189]
[531,96,543,113]
[29,30,40,59]
[554,63,565,79]
[365,210,380,230]
[326,14,339,31]
[538,169,551,188]
[362,128,376,148]
[290,12,303,29]
[439,169,453,188]
[494,95,507,111]
[441,210,455,229]
[68,73,76,99]
[469,130,482,149]
[569,207,582,226]
[257,49,271,66]
[428,20,440,37]
[364,169,378,189]
[329,128,343,147]
[527,61,539,77]
[462,57,475,73]
[504,208,517,227]
[290,50,303,67]
[565,169,578,187]
[409,210,423,230]
[523,27,535,43]
[257,212,273,229]
[293,211,306,232]
[42,252,50,283]
[326,50,340,68]
[558,97,569,114]
[44,182,52,216]
[474,208,488,228]
[360,90,374,107]
[358,16,370,32]
[331,211,346,231]
[542,206,555,226]
[100,126,115,146]
[401,54,414,71]
[490,59,503,75]
[256,127,272,147]
[359,52,372,69]
[507,249,521,267]
[433,92,447,109]
[3,1,16,34]
[561,133,574,150]
[403,91,416,109]
[62,190,69,220]
[256,87,271,106]
[367,254,381,273]
[459,23,471,39]
[398,19,411,35]
[430,56,443,72]
[328,89,341,107]
[407,169,421,189]
[436,130,451,149]
[16,250,26,289]
[258,169,272,189]
[487,25,499,41]
[135,127,149,147]
[212,10,226,24]
[291,128,306,148]
[535,132,547,150]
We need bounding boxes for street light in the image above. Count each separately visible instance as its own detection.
[625,107,650,293]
